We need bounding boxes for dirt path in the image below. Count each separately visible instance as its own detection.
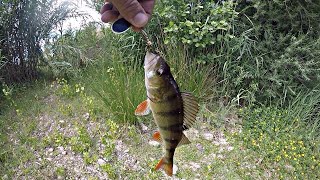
[1,81,260,180]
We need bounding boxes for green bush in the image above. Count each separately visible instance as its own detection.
[151,0,320,104]
[157,0,238,49]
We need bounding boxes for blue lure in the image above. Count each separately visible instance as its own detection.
[111,18,131,34]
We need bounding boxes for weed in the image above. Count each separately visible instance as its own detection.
[82,48,145,124]
[238,106,320,179]
[55,167,66,177]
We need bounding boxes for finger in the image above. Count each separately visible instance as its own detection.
[140,0,155,16]
[101,10,119,23]
[100,2,113,14]
[108,0,148,28]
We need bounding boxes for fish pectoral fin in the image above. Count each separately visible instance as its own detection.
[134,99,151,116]
[177,133,191,147]
[155,158,173,177]
[181,92,199,130]
[152,131,162,142]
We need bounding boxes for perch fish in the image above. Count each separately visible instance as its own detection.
[135,51,199,176]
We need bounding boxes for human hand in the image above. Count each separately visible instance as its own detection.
[100,0,155,31]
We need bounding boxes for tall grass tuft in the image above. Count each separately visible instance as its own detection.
[82,45,145,123]
[163,45,217,103]
[287,89,320,138]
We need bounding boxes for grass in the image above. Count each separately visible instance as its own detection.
[238,106,320,179]
[0,72,319,179]
[0,27,319,179]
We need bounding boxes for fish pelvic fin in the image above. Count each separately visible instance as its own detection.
[152,131,162,142]
[155,157,173,177]
[134,99,151,116]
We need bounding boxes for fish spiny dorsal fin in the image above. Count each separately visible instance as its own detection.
[177,133,191,147]
[181,92,199,130]
[134,99,151,116]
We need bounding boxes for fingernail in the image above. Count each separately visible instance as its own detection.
[133,13,148,27]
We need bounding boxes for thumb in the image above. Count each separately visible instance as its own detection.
[108,0,149,28]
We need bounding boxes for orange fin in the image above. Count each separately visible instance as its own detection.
[152,131,162,142]
[134,100,151,116]
[177,133,191,147]
[155,158,173,176]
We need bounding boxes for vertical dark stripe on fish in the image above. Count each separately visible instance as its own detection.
[164,138,180,144]
[154,108,182,117]
[166,148,175,153]
[158,123,183,132]
[147,93,179,104]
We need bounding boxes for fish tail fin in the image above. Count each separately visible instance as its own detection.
[155,157,173,176]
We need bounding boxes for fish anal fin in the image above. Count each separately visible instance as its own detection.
[152,131,162,142]
[181,92,199,129]
[134,100,151,116]
[177,133,191,147]
[155,158,173,176]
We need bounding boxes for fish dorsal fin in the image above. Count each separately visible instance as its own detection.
[181,92,199,130]
[134,99,151,116]
[177,133,191,147]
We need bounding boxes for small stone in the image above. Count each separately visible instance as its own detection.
[48,148,54,152]
[140,123,148,133]
[57,146,64,152]
[173,164,178,175]
[97,159,106,165]
[83,113,90,120]
[196,143,204,152]
[62,151,67,155]
[148,140,161,147]
[46,158,53,161]
[190,162,201,170]
[202,133,214,141]
[217,154,224,159]
[227,146,234,151]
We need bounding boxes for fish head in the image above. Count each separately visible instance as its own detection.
[144,51,171,87]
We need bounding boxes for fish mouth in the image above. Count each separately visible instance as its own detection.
[144,51,159,70]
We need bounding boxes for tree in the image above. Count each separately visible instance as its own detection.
[0,0,76,83]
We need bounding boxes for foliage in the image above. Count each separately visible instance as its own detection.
[0,0,76,83]
[238,105,320,179]
[151,0,320,104]
[84,0,105,12]
[44,25,101,78]
[232,0,320,103]
[157,0,238,49]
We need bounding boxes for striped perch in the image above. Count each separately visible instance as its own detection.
[135,52,199,176]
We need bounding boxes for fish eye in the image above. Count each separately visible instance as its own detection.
[156,69,164,76]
